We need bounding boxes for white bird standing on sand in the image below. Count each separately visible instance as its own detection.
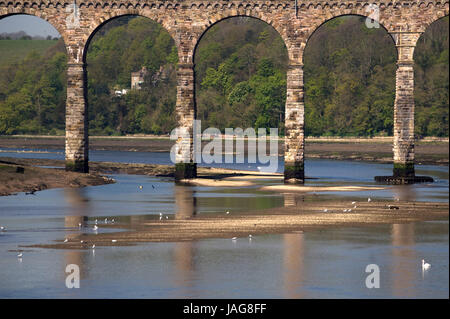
[226,211,230,215]
[351,201,356,205]
[422,259,431,271]
[323,209,328,213]
[64,238,68,243]
[111,239,117,243]
[368,198,372,202]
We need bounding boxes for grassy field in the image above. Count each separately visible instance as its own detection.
[0,40,57,65]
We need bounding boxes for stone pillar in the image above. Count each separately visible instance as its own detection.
[284,63,305,183]
[392,33,421,177]
[65,63,88,173]
[174,63,197,180]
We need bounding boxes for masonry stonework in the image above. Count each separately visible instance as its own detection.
[0,1,448,182]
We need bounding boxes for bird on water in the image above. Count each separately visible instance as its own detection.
[422,259,431,271]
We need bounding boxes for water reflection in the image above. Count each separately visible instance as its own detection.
[172,241,197,297]
[175,185,197,220]
[64,188,90,222]
[283,193,305,209]
[391,223,417,297]
[283,233,305,298]
[392,185,417,202]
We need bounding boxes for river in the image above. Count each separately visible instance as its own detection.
[0,149,448,298]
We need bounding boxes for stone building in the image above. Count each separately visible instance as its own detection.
[131,66,148,90]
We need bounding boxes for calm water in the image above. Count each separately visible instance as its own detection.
[0,149,448,298]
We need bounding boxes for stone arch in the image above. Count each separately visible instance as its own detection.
[192,13,290,63]
[302,14,398,139]
[0,9,69,45]
[82,11,178,63]
[302,13,397,64]
[421,8,449,32]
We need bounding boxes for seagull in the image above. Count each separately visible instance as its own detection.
[80,240,84,243]
[0,226,5,231]
[422,259,431,271]
[93,225,98,231]
[95,219,98,225]
[64,238,68,243]
[348,209,352,212]
[351,201,356,205]
[17,252,23,258]
[248,234,253,239]
[323,209,328,213]
[92,244,95,249]
[165,216,169,219]
[111,239,117,243]
[78,223,82,228]
[111,219,115,223]
[226,211,230,215]
[368,198,372,202]
[232,237,237,241]
[354,205,357,209]
[104,218,108,224]
[138,185,143,190]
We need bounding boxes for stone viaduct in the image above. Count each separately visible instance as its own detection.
[0,0,448,182]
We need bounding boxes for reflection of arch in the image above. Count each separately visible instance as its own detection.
[192,14,290,63]
[0,11,68,48]
[82,12,177,63]
[303,14,397,63]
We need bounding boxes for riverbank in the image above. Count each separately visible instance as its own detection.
[0,159,115,196]
[25,200,449,249]
[1,135,448,165]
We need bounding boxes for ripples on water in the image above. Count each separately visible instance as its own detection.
[0,149,448,298]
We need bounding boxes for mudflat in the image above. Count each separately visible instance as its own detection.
[25,200,449,249]
[0,160,114,196]
[1,135,448,165]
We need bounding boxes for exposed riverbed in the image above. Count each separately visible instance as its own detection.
[0,147,448,298]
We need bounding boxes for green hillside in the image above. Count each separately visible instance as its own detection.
[0,16,448,137]
[0,40,58,66]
